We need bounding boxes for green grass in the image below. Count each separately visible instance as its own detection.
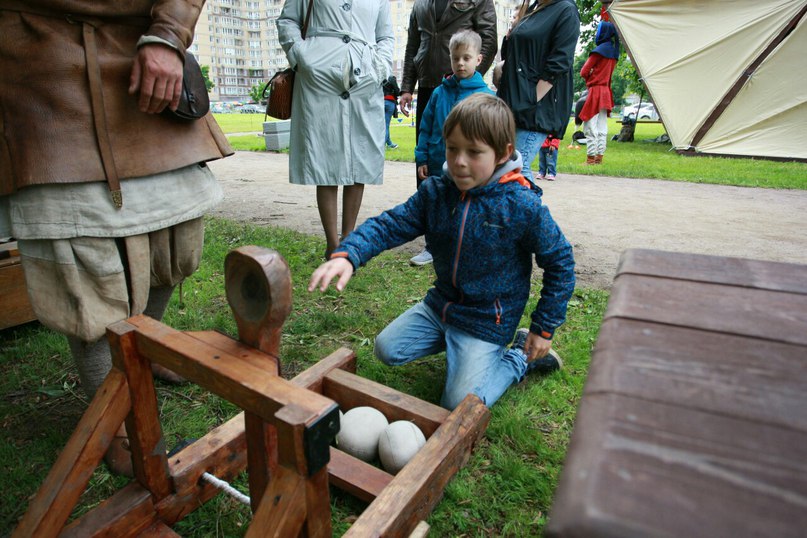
[0,218,608,536]
[221,114,807,190]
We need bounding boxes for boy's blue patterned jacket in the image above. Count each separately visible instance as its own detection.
[334,153,576,346]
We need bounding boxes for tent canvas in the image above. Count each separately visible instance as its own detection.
[609,0,807,162]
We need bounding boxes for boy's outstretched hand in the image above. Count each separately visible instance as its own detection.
[522,331,553,362]
[308,257,354,292]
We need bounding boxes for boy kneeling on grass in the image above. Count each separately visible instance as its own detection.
[309,93,575,410]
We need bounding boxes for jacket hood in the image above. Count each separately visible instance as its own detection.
[442,71,490,91]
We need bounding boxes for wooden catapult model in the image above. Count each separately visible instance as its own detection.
[14,246,490,537]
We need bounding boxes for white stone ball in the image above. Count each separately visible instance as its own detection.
[378,421,427,474]
[336,406,389,462]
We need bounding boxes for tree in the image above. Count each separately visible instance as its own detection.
[201,65,214,92]
[249,82,269,104]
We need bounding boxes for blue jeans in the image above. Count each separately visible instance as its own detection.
[384,100,396,146]
[539,147,557,176]
[374,302,527,409]
[515,128,548,183]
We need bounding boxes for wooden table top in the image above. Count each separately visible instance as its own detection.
[547,249,807,538]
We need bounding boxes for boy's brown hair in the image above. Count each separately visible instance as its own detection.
[449,29,482,56]
[442,93,515,160]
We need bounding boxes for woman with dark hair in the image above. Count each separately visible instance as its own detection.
[495,0,580,183]
[580,19,620,164]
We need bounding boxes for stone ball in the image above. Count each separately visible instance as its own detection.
[378,420,427,474]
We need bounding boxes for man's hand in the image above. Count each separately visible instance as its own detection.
[129,44,183,114]
[308,257,354,292]
[520,331,552,362]
[417,164,429,180]
[399,92,413,117]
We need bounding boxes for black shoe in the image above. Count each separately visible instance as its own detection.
[511,328,529,352]
[512,328,563,375]
[527,348,563,375]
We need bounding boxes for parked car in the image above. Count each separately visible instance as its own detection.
[239,104,263,114]
[621,102,659,120]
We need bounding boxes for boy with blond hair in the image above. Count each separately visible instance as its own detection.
[411,30,495,266]
[310,93,575,410]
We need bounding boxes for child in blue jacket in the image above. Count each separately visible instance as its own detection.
[410,30,495,266]
[310,94,575,410]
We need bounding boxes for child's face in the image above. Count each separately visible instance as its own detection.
[450,45,483,80]
[445,126,512,192]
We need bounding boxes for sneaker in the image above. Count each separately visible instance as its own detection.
[511,328,563,375]
[537,173,546,180]
[545,174,556,181]
[511,328,529,352]
[527,348,563,375]
[387,143,399,149]
[410,249,433,266]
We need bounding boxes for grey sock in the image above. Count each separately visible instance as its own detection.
[68,337,112,400]
[68,286,176,399]
[143,285,175,321]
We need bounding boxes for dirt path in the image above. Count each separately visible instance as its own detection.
[208,151,807,289]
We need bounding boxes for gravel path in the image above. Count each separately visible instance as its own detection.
[208,151,807,289]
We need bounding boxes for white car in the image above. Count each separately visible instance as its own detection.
[621,102,659,120]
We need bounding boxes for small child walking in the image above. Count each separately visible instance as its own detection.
[410,29,495,266]
[538,135,560,180]
[310,94,575,410]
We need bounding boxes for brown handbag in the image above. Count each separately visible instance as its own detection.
[164,51,210,121]
[265,0,314,120]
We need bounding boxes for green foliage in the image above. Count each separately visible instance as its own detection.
[249,81,269,105]
[0,218,608,536]
[201,64,214,91]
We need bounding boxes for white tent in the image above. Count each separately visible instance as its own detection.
[609,0,807,162]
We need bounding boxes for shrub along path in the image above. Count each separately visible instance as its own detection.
[208,151,807,289]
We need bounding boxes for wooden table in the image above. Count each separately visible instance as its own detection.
[547,249,807,538]
[0,241,36,330]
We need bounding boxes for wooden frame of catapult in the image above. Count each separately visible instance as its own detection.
[14,246,490,537]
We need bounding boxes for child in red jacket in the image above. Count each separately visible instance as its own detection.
[538,135,560,180]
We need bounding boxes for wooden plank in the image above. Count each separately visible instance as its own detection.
[290,347,356,394]
[345,395,489,538]
[188,330,279,376]
[108,322,173,500]
[126,315,336,423]
[13,369,131,538]
[136,521,182,537]
[589,318,807,432]
[61,483,156,538]
[245,412,277,512]
[323,368,449,437]
[328,447,393,502]
[408,521,430,538]
[167,412,248,502]
[616,249,807,294]
[604,274,807,346]
[246,465,307,538]
[0,256,37,330]
[547,393,807,538]
[303,467,332,538]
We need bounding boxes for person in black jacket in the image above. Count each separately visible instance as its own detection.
[495,0,580,183]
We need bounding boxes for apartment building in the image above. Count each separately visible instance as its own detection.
[192,0,523,103]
